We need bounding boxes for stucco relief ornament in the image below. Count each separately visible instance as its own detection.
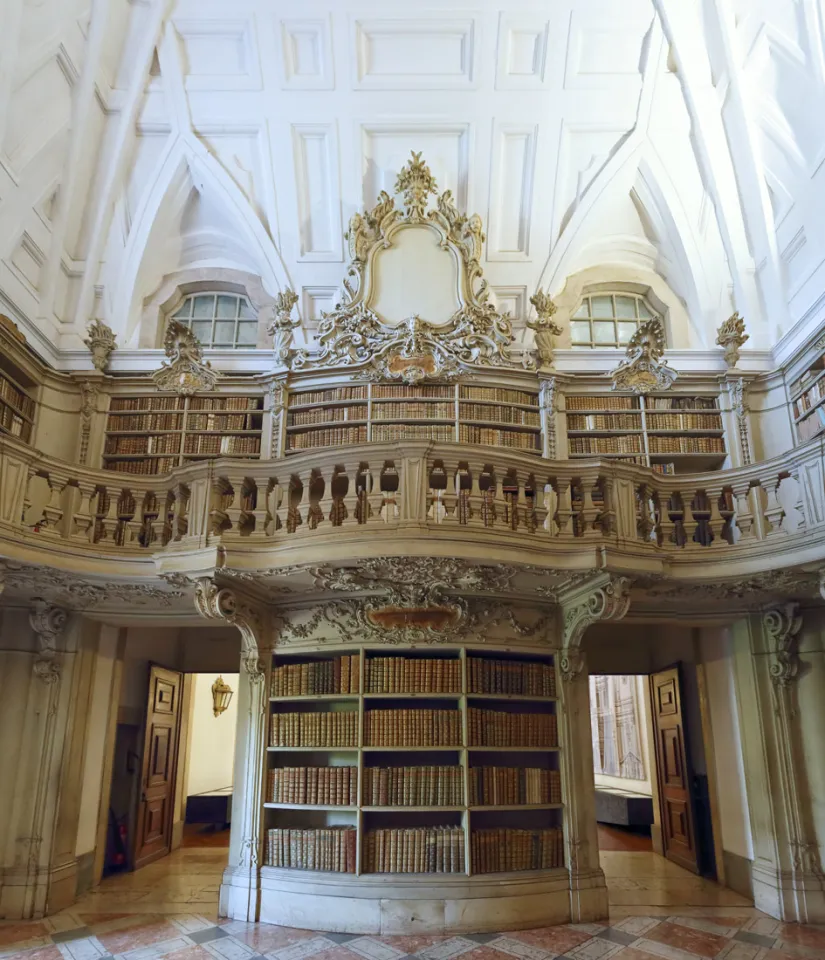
[610,318,676,394]
[293,152,528,384]
[716,312,749,368]
[152,320,220,395]
[560,576,633,682]
[29,598,67,683]
[267,288,301,368]
[194,578,264,679]
[528,291,563,368]
[83,319,117,372]
[764,602,803,686]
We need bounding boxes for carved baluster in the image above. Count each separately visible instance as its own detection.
[533,474,549,533]
[40,470,70,537]
[124,491,147,545]
[209,477,233,537]
[293,469,314,529]
[365,466,385,523]
[266,481,283,535]
[579,471,601,539]
[340,463,360,526]
[70,480,98,543]
[440,464,459,524]
[22,464,40,526]
[731,481,755,541]
[706,485,727,546]
[648,489,662,546]
[683,490,700,546]
[787,469,806,532]
[491,472,506,530]
[246,479,269,539]
[599,476,615,538]
[555,476,575,539]
[465,463,485,528]
[315,468,335,529]
[763,477,786,537]
[98,486,121,543]
[657,490,676,546]
[276,478,295,533]
[172,483,190,541]
[151,491,174,545]
[543,479,559,536]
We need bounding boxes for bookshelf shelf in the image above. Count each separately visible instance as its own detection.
[564,392,727,474]
[102,393,263,475]
[0,367,36,445]
[793,348,825,443]
[265,647,563,886]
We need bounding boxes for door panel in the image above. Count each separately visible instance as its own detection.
[135,665,183,869]
[650,666,699,874]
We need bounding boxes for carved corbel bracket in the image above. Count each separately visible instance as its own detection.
[29,598,67,683]
[559,576,633,681]
[764,602,803,686]
[194,578,266,681]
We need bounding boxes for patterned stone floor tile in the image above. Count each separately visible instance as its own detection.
[0,926,50,948]
[97,922,183,955]
[453,949,524,960]
[642,922,730,959]
[370,938,445,955]
[510,927,593,954]
[776,928,825,952]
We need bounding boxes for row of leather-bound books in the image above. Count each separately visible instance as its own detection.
[265,827,357,872]
[363,766,464,806]
[467,708,557,747]
[269,711,358,747]
[288,425,367,449]
[363,709,461,747]
[467,658,555,697]
[458,425,539,449]
[569,435,644,455]
[471,828,564,872]
[271,656,361,697]
[648,436,725,454]
[364,827,465,873]
[289,387,367,406]
[469,767,561,805]
[268,766,357,805]
[366,657,461,694]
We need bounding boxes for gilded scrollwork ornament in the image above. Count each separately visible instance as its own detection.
[610,318,676,394]
[152,320,220,395]
[294,152,528,383]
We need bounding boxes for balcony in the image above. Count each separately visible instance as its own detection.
[0,434,823,583]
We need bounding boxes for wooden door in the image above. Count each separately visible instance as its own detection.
[135,665,183,869]
[650,666,700,874]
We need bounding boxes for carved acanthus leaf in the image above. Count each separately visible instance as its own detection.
[764,603,803,686]
[152,320,220,395]
[610,318,676,394]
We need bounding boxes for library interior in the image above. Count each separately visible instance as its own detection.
[1,2,825,959]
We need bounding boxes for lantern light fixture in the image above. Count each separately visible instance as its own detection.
[211,675,233,717]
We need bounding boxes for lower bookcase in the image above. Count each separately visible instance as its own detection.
[258,646,573,933]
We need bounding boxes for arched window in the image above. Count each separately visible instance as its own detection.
[170,292,258,349]
[570,293,660,348]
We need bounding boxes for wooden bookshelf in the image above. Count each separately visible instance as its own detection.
[791,350,825,443]
[564,393,726,473]
[285,383,541,454]
[265,648,563,877]
[0,367,35,444]
[102,394,264,474]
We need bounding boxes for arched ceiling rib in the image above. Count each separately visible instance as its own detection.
[0,0,824,362]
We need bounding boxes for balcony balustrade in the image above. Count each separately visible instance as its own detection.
[1,435,823,579]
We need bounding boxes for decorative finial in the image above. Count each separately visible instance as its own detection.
[395,151,438,221]
[268,288,301,367]
[84,319,117,372]
[610,318,676,394]
[527,290,563,367]
[716,312,749,368]
[152,320,220,395]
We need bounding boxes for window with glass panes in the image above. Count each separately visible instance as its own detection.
[570,293,659,348]
[171,293,258,348]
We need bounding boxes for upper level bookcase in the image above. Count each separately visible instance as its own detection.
[563,392,726,474]
[285,383,541,455]
[103,393,264,475]
[791,350,825,444]
[0,366,35,445]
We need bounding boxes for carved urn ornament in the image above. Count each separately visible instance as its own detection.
[152,320,220,394]
[83,319,117,372]
[268,288,300,368]
[610,317,676,394]
[288,151,528,383]
[716,312,749,368]
[528,290,563,368]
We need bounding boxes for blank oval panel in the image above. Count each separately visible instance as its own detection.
[367,225,461,326]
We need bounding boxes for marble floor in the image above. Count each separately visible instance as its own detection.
[2,847,823,960]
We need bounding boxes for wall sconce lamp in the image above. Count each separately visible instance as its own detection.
[211,675,234,717]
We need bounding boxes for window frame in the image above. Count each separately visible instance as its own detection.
[569,292,661,349]
[170,291,259,350]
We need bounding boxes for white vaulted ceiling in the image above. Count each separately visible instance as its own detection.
[1,0,825,365]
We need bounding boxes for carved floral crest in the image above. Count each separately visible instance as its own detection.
[610,318,676,394]
[716,312,749,368]
[152,320,220,394]
[84,319,117,372]
[287,152,528,383]
[267,288,300,367]
[528,290,563,368]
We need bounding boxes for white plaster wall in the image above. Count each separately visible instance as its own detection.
[75,626,119,857]
[700,626,753,860]
[184,673,239,797]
